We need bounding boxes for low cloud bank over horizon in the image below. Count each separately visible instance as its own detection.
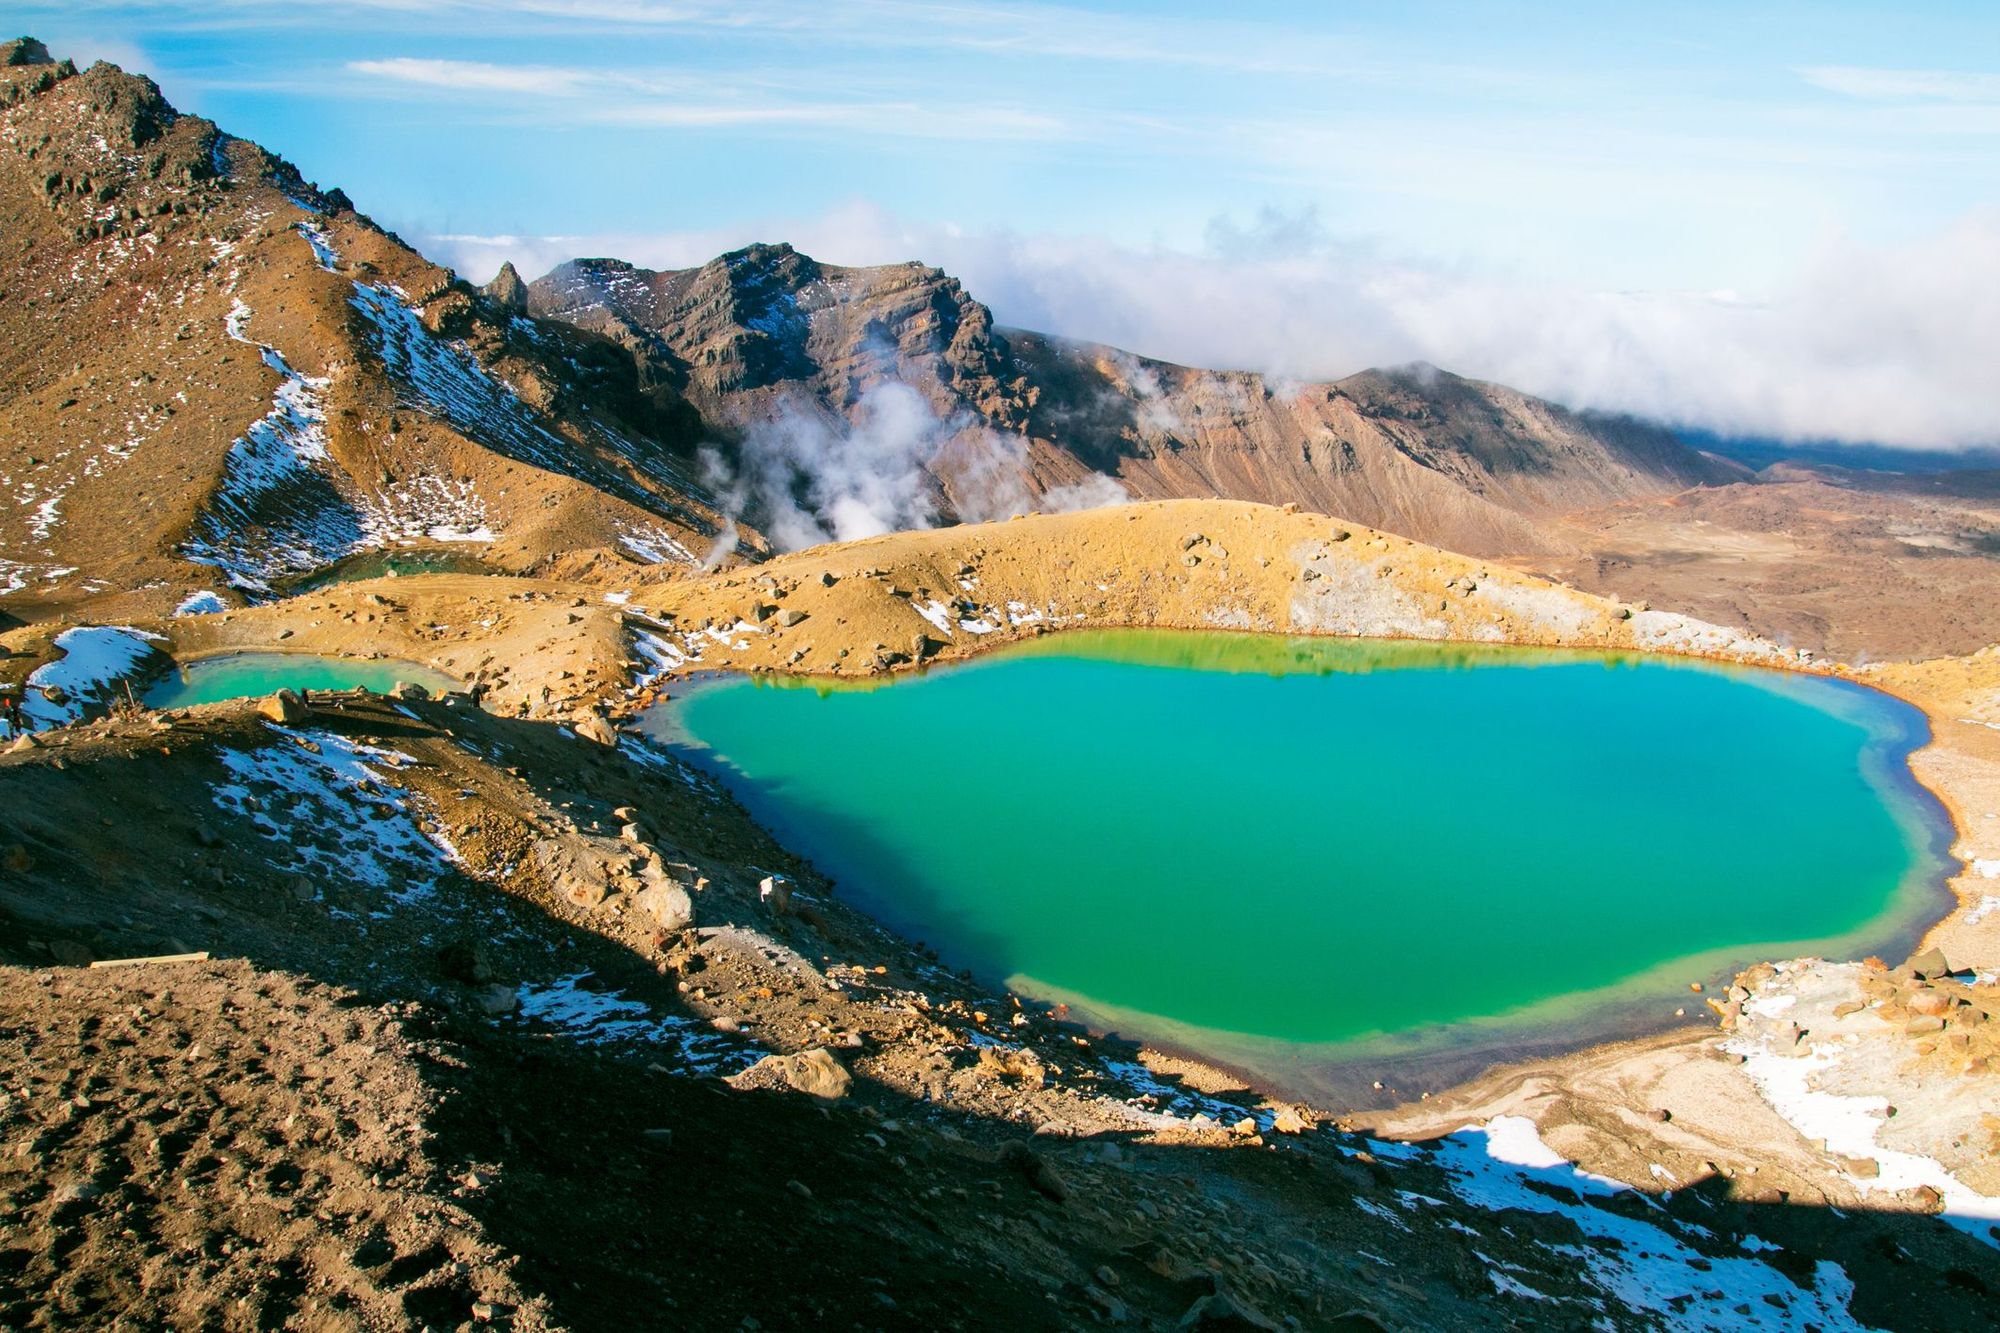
[430,203,2000,453]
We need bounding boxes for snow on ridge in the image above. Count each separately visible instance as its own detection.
[349,282,571,477]
[181,318,366,592]
[21,626,167,730]
[618,524,695,566]
[913,599,955,637]
[361,474,496,547]
[296,220,339,271]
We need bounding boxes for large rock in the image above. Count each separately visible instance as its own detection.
[1000,1142,1069,1202]
[258,689,307,724]
[532,837,613,910]
[727,1048,852,1101]
[633,877,695,932]
[1907,947,1952,980]
[572,713,619,746]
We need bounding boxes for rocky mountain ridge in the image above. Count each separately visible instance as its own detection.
[0,37,739,623]
[528,242,1738,557]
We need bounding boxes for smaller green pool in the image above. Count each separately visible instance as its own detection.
[146,653,459,708]
[283,548,497,594]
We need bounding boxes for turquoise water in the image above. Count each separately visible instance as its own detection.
[651,631,1954,1092]
[146,653,460,708]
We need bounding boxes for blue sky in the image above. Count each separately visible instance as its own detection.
[21,2,2000,444]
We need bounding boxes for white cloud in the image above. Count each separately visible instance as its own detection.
[428,201,2000,450]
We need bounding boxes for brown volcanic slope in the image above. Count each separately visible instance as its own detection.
[527,243,1736,558]
[0,39,738,624]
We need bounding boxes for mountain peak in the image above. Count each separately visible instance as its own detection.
[483,260,528,313]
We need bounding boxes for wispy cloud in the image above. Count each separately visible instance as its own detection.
[1798,65,2000,103]
[346,53,1068,138]
[53,0,1342,74]
[348,56,596,97]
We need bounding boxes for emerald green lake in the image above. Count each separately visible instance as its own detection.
[146,653,459,708]
[650,631,1954,1100]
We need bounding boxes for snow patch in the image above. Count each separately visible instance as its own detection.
[173,590,227,617]
[1431,1121,1872,1329]
[209,728,455,901]
[22,626,165,730]
[1728,1028,2000,1248]
[513,972,750,1074]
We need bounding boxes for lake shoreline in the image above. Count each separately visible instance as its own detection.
[653,627,1968,1118]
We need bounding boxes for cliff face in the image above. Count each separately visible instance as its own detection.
[530,245,1733,557]
[0,47,736,618]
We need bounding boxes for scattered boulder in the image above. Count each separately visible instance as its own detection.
[775,608,808,628]
[976,1046,1046,1088]
[759,874,792,916]
[471,984,518,1017]
[389,681,430,701]
[728,1048,852,1101]
[573,714,619,746]
[533,838,614,910]
[1000,1141,1069,1202]
[1907,947,1952,980]
[1270,1107,1312,1135]
[258,689,307,724]
[1906,989,1950,1018]
[633,878,695,933]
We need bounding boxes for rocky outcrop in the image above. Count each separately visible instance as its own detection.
[481,260,528,314]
